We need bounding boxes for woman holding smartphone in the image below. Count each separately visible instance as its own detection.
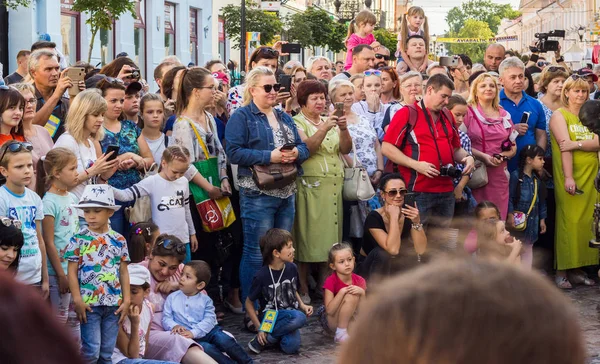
[292,79,353,304]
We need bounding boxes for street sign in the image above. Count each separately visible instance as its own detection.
[261,1,281,11]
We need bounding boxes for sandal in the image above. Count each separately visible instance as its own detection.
[244,316,258,333]
[224,300,244,315]
[583,277,596,286]
[555,276,572,289]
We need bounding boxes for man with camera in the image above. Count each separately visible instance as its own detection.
[498,57,547,172]
[382,74,475,231]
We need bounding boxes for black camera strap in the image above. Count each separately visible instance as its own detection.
[421,100,454,168]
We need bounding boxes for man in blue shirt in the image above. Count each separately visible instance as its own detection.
[499,57,547,171]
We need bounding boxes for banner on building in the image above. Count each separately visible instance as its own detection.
[435,35,519,43]
[261,1,280,11]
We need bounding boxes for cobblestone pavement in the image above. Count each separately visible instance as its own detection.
[220,286,600,364]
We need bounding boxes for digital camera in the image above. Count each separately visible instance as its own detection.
[440,164,462,179]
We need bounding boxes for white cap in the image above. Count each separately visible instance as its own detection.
[129,264,151,286]
[72,184,121,211]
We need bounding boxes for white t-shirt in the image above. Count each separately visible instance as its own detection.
[0,186,44,284]
[113,174,195,243]
[112,299,154,363]
[54,133,98,199]
[144,134,168,166]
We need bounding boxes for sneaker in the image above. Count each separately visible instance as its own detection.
[300,292,311,305]
[248,335,265,354]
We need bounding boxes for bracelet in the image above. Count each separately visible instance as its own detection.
[375,169,383,174]
[339,127,348,131]
[220,176,229,181]
[412,223,423,231]
[84,169,90,178]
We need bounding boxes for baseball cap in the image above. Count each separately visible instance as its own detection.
[577,68,598,82]
[129,264,151,286]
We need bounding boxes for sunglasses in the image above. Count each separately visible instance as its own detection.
[364,70,382,77]
[0,85,9,91]
[375,54,391,61]
[261,83,282,93]
[571,74,590,80]
[385,188,408,197]
[0,217,22,230]
[259,48,280,57]
[547,66,566,73]
[0,142,33,164]
[105,77,125,85]
[157,238,187,254]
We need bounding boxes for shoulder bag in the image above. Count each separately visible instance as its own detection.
[251,115,298,190]
[467,107,489,189]
[342,144,376,201]
[125,163,159,224]
[512,178,537,231]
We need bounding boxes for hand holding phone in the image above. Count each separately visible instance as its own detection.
[280,143,296,151]
[105,145,120,162]
[333,102,344,118]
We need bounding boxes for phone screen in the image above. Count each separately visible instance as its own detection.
[106,145,120,161]
[334,103,344,118]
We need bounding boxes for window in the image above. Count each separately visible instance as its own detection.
[165,2,176,56]
[190,8,198,65]
[134,0,146,77]
[218,17,226,62]
[60,0,80,66]
[100,28,114,66]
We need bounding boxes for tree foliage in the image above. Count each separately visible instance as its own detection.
[2,0,32,10]
[445,19,494,63]
[373,28,397,60]
[72,0,135,62]
[221,1,284,49]
[446,0,521,35]
[285,7,347,53]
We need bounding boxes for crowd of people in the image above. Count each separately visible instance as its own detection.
[0,5,597,363]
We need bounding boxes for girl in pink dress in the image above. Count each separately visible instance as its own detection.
[463,73,517,220]
[139,234,216,364]
[344,10,380,70]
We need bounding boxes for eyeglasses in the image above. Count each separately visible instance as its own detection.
[0,142,33,164]
[25,98,37,106]
[198,85,217,92]
[0,217,22,230]
[375,54,391,61]
[385,188,408,197]
[547,66,566,73]
[157,238,187,254]
[401,83,422,89]
[364,70,382,77]
[261,83,282,93]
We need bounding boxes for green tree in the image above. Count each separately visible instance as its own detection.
[446,0,521,35]
[373,28,397,60]
[285,7,347,53]
[221,1,284,49]
[445,19,494,63]
[326,22,348,54]
[2,0,31,10]
[72,0,135,63]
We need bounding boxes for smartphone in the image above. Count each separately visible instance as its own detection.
[404,193,416,207]
[105,145,120,162]
[575,189,584,195]
[509,129,519,143]
[278,74,292,93]
[493,153,508,161]
[439,56,459,67]
[281,43,302,54]
[334,102,344,118]
[280,143,296,151]
[66,67,86,97]
[519,111,530,124]
[221,191,232,197]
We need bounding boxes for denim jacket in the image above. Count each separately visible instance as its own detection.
[225,101,310,178]
[508,171,547,244]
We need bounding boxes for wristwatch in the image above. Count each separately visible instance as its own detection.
[578,142,583,150]
[412,223,423,231]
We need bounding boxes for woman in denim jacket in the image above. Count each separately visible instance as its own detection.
[224,67,309,328]
[507,145,547,270]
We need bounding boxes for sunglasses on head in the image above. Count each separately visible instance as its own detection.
[0,85,9,91]
[571,74,589,80]
[105,77,125,85]
[364,70,382,77]
[261,83,282,93]
[375,54,391,61]
[1,217,22,230]
[385,188,408,197]
[259,48,280,57]
[157,238,187,254]
[0,142,33,165]
[547,66,566,73]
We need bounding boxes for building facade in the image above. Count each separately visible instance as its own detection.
[4,0,213,91]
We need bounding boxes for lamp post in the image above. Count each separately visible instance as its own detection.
[333,0,373,23]
[240,0,246,82]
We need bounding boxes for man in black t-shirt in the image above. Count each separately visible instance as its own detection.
[3,50,30,85]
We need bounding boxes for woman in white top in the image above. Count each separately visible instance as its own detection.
[53,89,118,198]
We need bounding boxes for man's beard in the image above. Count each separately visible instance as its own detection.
[375,62,387,69]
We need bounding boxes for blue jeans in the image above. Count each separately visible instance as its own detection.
[413,192,455,228]
[109,200,133,238]
[239,188,295,307]
[117,360,178,364]
[265,310,307,354]
[80,306,119,364]
[196,326,253,364]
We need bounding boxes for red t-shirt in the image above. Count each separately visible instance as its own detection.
[383,102,461,193]
[0,133,25,147]
[323,272,367,296]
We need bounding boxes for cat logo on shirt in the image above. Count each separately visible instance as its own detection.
[157,190,184,211]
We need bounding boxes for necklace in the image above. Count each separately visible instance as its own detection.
[300,111,323,127]
[51,184,68,194]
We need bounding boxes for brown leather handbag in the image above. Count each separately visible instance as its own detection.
[251,116,298,190]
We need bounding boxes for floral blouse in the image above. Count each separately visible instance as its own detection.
[347,116,378,176]
[173,114,227,171]
[227,84,244,116]
[100,119,142,189]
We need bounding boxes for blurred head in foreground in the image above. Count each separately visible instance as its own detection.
[338,259,586,364]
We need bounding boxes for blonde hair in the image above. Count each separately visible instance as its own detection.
[242,67,274,106]
[467,73,500,110]
[305,56,330,74]
[162,145,190,164]
[10,83,35,95]
[346,10,377,43]
[349,73,365,85]
[561,76,590,107]
[37,147,77,196]
[290,66,307,82]
[400,6,429,53]
[539,66,569,94]
[398,71,423,102]
[328,79,354,102]
[65,89,107,143]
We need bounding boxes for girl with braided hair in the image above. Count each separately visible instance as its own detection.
[507,144,547,269]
